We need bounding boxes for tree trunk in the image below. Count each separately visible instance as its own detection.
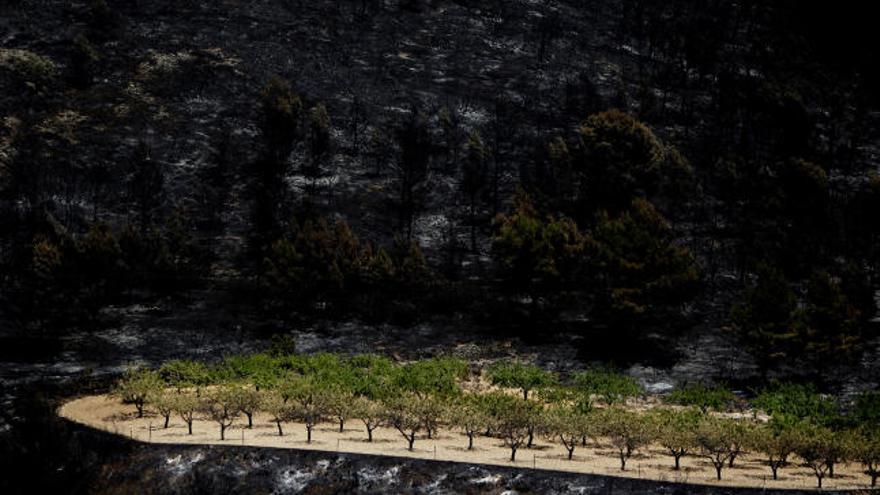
[367,427,374,442]
[339,419,344,432]
[307,425,312,443]
[468,433,474,450]
[187,421,193,435]
[510,446,517,462]
[407,435,415,451]
[827,461,835,478]
[220,424,226,441]
[164,414,170,429]
[276,421,283,436]
[136,403,144,418]
[567,447,574,460]
[674,455,680,471]
[715,465,722,480]
[771,465,778,480]
[523,389,529,400]
[246,413,253,428]
[817,475,823,489]
[527,427,534,448]
[620,453,627,471]
[871,473,877,487]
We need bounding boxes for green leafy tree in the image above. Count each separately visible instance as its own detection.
[599,407,653,470]
[589,198,699,327]
[574,109,692,216]
[545,406,592,460]
[448,395,490,450]
[283,376,329,443]
[158,359,211,393]
[171,392,199,435]
[486,361,556,400]
[492,193,586,312]
[666,383,735,414]
[203,385,241,440]
[487,393,534,462]
[749,422,800,480]
[794,424,838,488]
[230,385,261,429]
[147,388,175,429]
[113,368,162,418]
[385,394,424,451]
[695,417,736,480]
[849,426,880,487]
[571,367,641,406]
[261,391,294,437]
[352,396,386,442]
[648,408,700,470]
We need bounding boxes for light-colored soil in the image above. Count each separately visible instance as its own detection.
[60,394,876,491]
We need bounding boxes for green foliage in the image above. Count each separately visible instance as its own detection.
[485,392,535,461]
[486,360,556,400]
[492,193,586,301]
[598,407,653,470]
[570,367,641,406]
[574,109,692,215]
[158,359,211,391]
[647,408,700,470]
[752,382,840,428]
[666,383,735,414]
[113,368,162,418]
[545,405,592,460]
[589,198,699,325]
[393,357,467,399]
[447,395,491,450]
[695,417,738,480]
[793,423,840,488]
[748,422,800,480]
[0,48,57,97]
[202,385,241,440]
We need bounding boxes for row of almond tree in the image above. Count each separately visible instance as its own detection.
[113,353,880,488]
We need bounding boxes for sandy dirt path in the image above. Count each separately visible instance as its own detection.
[60,394,876,491]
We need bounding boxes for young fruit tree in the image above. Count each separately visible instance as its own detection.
[748,422,799,480]
[794,424,838,488]
[352,396,386,442]
[147,388,175,429]
[486,361,556,401]
[545,406,592,460]
[448,395,490,451]
[600,407,653,471]
[849,427,880,487]
[261,391,293,437]
[648,408,699,470]
[172,393,199,435]
[385,394,424,451]
[230,384,261,429]
[203,386,241,441]
[325,385,357,433]
[114,368,163,418]
[488,393,534,462]
[284,377,329,444]
[696,417,737,480]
